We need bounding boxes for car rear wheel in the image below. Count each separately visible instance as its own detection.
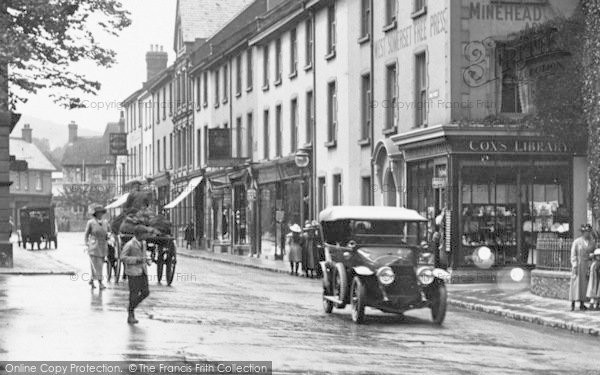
[323,292,334,313]
[430,283,448,325]
[350,277,366,324]
[333,263,348,308]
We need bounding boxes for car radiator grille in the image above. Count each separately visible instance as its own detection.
[386,266,420,296]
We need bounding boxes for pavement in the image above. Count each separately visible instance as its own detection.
[2,233,600,374]
[177,247,600,337]
[0,242,76,275]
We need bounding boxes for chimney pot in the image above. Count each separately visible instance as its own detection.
[145,44,169,81]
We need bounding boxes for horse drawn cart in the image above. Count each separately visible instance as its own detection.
[107,233,177,285]
[18,206,57,250]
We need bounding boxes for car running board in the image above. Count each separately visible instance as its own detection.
[323,295,344,305]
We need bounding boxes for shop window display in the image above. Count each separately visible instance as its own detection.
[459,162,570,267]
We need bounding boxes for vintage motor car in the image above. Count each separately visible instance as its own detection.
[319,206,451,324]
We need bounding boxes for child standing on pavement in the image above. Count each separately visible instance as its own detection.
[122,226,151,324]
[586,249,600,310]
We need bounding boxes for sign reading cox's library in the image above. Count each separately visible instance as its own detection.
[453,138,571,154]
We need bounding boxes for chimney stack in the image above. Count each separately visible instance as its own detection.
[21,124,32,143]
[68,121,78,143]
[118,110,125,132]
[146,44,168,81]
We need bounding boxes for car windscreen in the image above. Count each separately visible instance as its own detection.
[321,220,424,246]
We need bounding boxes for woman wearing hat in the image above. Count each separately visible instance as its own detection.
[570,224,595,311]
[586,249,600,310]
[84,205,109,289]
[286,223,303,276]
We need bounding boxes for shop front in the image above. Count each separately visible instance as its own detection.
[394,126,586,270]
[254,156,311,260]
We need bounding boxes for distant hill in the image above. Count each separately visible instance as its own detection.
[11,114,101,149]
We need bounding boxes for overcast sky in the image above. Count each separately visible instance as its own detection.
[15,0,176,146]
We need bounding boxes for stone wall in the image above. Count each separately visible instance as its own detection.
[531,269,571,300]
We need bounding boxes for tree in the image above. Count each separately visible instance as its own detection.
[583,0,600,219]
[56,183,114,220]
[0,0,131,110]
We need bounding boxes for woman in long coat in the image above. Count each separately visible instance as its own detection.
[85,205,109,290]
[302,221,317,278]
[286,224,303,276]
[586,249,600,310]
[570,224,595,311]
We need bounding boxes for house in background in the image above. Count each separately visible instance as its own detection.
[56,120,123,230]
[9,124,56,227]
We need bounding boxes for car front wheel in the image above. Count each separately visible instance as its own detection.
[430,283,448,325]
[334,263,348,308]
[350,277,366,324]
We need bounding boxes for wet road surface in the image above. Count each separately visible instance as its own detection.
[1,233,599,374]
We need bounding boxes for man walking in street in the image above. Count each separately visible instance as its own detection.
[122,226,151,324]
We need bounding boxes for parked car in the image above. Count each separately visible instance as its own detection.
[318,206,451,325]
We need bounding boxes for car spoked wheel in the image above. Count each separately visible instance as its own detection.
[350,277,366,324]
[430,283,448,325]
[323,291,334,313]
[334,263,348,308]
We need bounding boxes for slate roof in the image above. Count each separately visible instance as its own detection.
[177,0,253,43]
[61,122,120,167]
[10,138,56,172]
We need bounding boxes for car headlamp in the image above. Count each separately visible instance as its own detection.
[417,267,434,285]
[377,266,395,285]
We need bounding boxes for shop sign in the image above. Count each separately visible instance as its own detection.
[109,133,128,156]
[247,188,257,202]
[457,138,569,154]
[261,189,271,201]
[223,187,232,207]
[432,177,447,188]
[207,128,247,167]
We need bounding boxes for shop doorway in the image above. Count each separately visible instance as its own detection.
[384,169,397,207]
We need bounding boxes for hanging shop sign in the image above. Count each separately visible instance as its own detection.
[223,187,232,207]
[207,128,247,167]
[109,133,128,156]
[247,188,257,202]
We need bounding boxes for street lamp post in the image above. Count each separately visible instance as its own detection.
[294,148,311,224]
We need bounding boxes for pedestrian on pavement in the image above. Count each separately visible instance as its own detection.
[84,205,109,290]
[429,224,443,269]
[122,225,151,324]
[286,224,303,276]
[570,224,595,311]
[184,221,195,249]
[586,249,600,310]
[302,220,317,278]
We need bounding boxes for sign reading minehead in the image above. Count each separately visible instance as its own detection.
[109,133,128,156]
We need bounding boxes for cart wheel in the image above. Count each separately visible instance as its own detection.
[165,241,177,286]
[114,237,123,283]
[156,250,165,283]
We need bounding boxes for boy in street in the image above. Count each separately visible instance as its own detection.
[121,225,151,324]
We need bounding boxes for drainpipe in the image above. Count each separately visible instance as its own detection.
[311,8,317,220]
[369,0,375,206]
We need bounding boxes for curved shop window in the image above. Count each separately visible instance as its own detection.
[458,158,571,267]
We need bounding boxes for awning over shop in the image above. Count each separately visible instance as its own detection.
[105,193,129,209]
[164,176,203,209]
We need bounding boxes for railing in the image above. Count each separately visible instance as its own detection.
[534,236,572,272]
